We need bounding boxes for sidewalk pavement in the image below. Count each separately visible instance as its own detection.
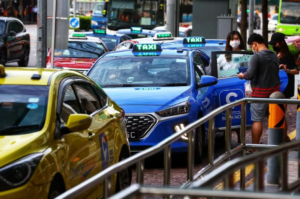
[247,151,299,193]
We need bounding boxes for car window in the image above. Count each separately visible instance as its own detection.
[194,53,206,75]
[216,52,252,79]
[54,41,106,58]
[60,85,81,124]
[120,36,128,43]
[8,21,23,33]
[0,21,5,35]
[98,36,118,51]
[73,83,101,115]
[91,84,108,108]
[88,57,190,87]
[272,15,278,20]
[115,42,132,51]
[0,85,49,135]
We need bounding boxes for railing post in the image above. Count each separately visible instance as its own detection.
[208,118,215,166]
[255,160,265,191]
[136,160,144,184]
[240,103,247,190]
[267,92,286,184]
[280,151,288,191]
[164,145,171,185]
[224,173,235,189]
[103,176,111,199]
[296,80,300,140]
[187,130,195,181]
[225,108,232,159]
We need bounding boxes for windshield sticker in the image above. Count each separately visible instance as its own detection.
[28,98,39,103]
[27,103,38,109]
[232,55,252,63]
[135,88,161,91]
[127,77,134,83]
[176,59,186,63]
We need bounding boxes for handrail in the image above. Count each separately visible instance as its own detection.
[55,98,300,199]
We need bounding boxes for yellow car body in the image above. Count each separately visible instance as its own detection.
[0,67,131,199]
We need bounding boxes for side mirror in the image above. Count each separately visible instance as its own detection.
[197,75,218,88]
[8,31,16,37]
[62,114,92,133]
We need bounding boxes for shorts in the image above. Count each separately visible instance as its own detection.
[250,103,269,122]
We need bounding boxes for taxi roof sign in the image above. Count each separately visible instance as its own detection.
[131,27,142,33]
[153,32,174,41]
[132,44,162,52]
[72,33,86,38]
[93,29,106,34]
[183,37,206,44]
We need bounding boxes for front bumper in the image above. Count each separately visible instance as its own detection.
[0,181,50,199]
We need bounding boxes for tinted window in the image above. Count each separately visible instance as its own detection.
[89,57,190,87]
[0,85,49,135]
[73,83,101,114]
[54,41,106,58]
[91,84,108,108]
[98,36,118,51]
[8,21,23,33]
[60,85,81,123]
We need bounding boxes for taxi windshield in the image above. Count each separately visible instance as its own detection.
[89,57,190,87]
[0,85,49,135]
[97,36,118,51]
[54,41,106,59]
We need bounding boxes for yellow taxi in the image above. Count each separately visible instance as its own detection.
[0,66,131,199]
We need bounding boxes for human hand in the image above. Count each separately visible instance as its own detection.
[279,64,287,71]
[237,73,244,79]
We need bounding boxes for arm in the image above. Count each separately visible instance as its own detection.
[238,54,259,80]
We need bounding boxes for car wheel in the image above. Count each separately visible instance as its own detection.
[48,180,64,199]
[115,148,132,193]
[0,50,7,66]
[195,124,205,164]
[18,47,29,67]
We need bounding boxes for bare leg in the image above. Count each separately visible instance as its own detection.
[252,121,263,144]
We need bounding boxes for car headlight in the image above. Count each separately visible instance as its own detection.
[156,102,191,117]
[0,153,43,192]
[91,20,98,25]
[278,27,284,32]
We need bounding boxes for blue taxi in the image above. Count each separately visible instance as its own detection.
[87,42,288,160]
[116,27,163,39]
[85,29,131,51]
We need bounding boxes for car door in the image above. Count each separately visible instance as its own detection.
[72,81,116,197]
[6,21,20,59]
[210,51,253,129]
[56,82,98,198]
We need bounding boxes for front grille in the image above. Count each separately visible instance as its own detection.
[125,115,156,140]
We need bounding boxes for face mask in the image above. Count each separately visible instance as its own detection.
[230,40,240,49]
[273,45,280,52]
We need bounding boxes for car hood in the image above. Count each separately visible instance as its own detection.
[104,86,192,112]
[54,57,97,69]
[0,132,48,167]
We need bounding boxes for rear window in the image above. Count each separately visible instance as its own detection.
[98,36,118,51]
[54,41,107,58]
[0,85,49,135]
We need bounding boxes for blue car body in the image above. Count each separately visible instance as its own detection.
[116,27,164,39]
[87,44,288,153]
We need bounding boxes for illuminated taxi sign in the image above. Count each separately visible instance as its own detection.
[183,37,206,44]
[72,33,86,38]
[153,32,174,41]
[93,29,106,34]
[132,44,162,52]
[131,27,142,34]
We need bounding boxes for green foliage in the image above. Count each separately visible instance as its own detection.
[69,16,92,30]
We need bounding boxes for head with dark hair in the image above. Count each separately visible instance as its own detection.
[225,30,245,51]
[268,32,289,59]
[247,33,267,53]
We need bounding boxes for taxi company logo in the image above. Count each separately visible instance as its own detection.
[136,44,157,51]
[219,89,243,115]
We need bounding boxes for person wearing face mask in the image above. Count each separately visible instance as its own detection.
[217,31,245,71]
[238,33,280,151]
[269,32,299,142]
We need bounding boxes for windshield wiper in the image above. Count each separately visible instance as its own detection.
[0,125,40,135]
[160,83,187,86]
[103,84,135,87]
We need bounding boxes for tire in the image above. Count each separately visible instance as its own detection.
[48,179,64,199]
[0,49,7,66]
[194,125,205,164]
[18,47,29,67]
[115,148,132,193]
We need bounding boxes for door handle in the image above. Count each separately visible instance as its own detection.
[88,132,95,140]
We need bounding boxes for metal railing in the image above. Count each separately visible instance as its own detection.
[55,98,300,199]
